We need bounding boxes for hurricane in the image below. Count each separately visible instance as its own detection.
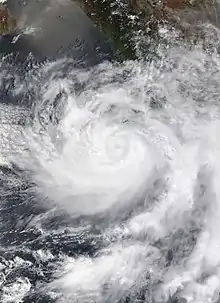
[1,19,220,303]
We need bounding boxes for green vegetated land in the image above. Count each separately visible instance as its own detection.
[0,1,219,60]
[73,0,220,60]
[74,0,163,60]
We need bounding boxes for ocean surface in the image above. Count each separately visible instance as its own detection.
[1,18,220,303]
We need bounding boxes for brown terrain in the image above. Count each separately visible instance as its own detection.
[0,0,219,58]
[0,3,16,35]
